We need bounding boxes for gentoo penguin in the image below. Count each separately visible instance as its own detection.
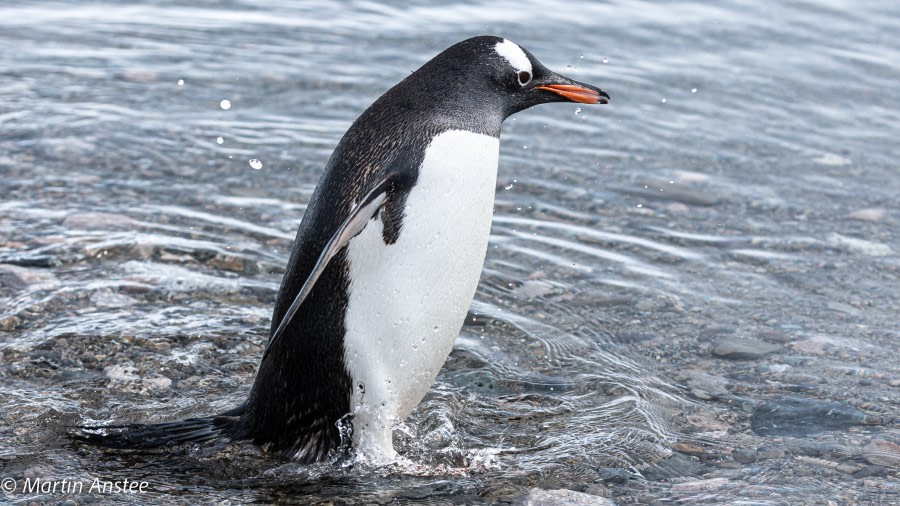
[77,36,608,462]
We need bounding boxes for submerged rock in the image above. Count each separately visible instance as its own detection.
[827,233,893,256]
[862,439,900,468]
[712,338,781,360]
[750,397,865,436]
[847,208,887,222]
[517,488,615,506]
[670,477,729,493]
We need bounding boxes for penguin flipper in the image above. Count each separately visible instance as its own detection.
[261,176,394,361]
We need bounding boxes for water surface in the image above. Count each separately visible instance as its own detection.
[1,0,898,503]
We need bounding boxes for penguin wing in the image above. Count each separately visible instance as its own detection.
[261,176,394,362]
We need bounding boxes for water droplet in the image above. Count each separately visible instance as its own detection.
[219,99,231,110]
[249,158,262,170]
[574,107,582,115]
[565,64,572,69]
[177,79,184,86]
[522,145,527,149]
[602,57,609,64]
[579,55,584,59]
[433,325,440,332]
[661,98,667,103]
[216,136,224,144]
[637,203,643,208]
[505,183,514,190]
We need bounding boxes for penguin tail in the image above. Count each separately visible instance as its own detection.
[72,410,245,451]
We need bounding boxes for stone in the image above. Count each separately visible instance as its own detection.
[0,264,59,291]
[813,153,851,166]
[827,233,893,256]
[670,477,728,493]
[848,208,887,221]
[516,488,615,506]
[750,397,865,436]
[861,439,900,468]
[0,315,21,332]
[732,449,758,463]
[758,329,792,343]
[596,467,631,485]
[686,372,729,399]
[712,338,780,360]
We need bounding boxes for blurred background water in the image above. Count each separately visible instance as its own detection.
[1,0,898,503]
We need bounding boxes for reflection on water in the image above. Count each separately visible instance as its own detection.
[1,0,898,503]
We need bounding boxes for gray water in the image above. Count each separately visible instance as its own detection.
[1,0,898,504]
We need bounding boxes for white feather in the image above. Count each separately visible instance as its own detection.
[495,39,532,75]
[343,129,499,457]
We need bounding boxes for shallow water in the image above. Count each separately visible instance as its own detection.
[1,0,898,503]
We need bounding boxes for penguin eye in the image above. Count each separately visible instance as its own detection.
[517,70,532,86]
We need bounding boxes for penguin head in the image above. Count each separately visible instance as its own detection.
[404,36,609,121]
[484,37,609,117]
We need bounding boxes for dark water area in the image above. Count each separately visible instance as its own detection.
[1,0,898,503]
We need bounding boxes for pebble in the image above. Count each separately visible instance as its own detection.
[62,212,137,229]
[209,253,246,273]
[104,364,140,382]
[750,397,865,436]
[674,442,705,456]
[847,208,887,221]
[712,338,781,360]
[675,170,710,183]
[516,488,614,506]
[733,446,785,463]
[0,315,21,331]
[827,233,893,256]
[595,467,630,484]
[89,289,138,308]
[0,264,60,290]
[826,301,861,316]
[670,477,728,493]
[0,254,62,268]
[758,329,792,343]
[813,153,851,166]
[514,280,556,298]
[861,439,900,468]
[610,182,720,207]
[732,449,757,463]
[686,372,729,400]
[836,462,864,474]
[852,465,886,478]
[664,202,690,214]
[684,412,732,434]
[790,336,830,355]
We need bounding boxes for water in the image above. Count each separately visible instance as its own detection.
[1,0,898,503]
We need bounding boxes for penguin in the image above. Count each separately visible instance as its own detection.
[76,36,609,463]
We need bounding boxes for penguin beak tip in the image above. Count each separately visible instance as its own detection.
[537,84,610,104]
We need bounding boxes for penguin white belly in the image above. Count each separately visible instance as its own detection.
[343,129,499,456]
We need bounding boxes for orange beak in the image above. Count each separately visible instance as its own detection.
[537,84,610,104]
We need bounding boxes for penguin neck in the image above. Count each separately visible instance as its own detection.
[374,80,506,138]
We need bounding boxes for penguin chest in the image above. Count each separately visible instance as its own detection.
[343,130,499,442]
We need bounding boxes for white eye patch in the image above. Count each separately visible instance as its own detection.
[494,39,532,75]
